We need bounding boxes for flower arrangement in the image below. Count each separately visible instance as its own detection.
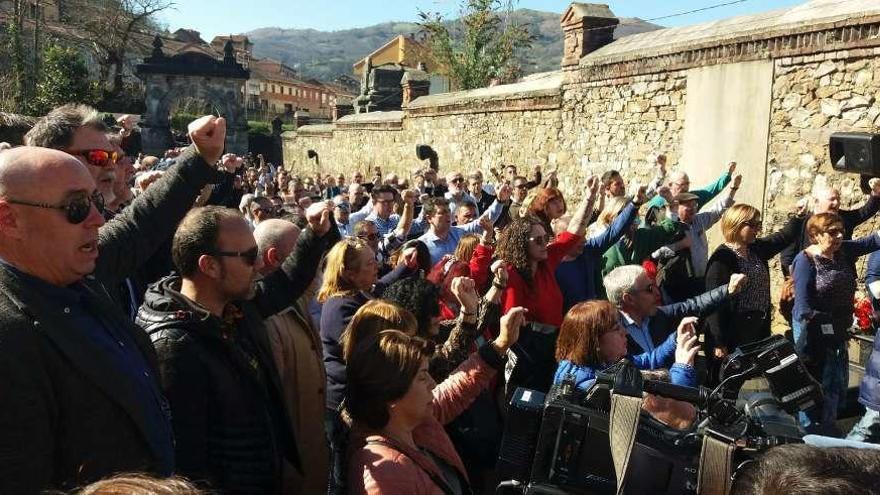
[854,295,876,335]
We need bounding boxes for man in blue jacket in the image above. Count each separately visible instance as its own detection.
[603,265,746,371]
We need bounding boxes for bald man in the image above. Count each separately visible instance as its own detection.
[257,219,330,493]
[26,108,233,319]
[0,146,175,492]
[779,181,880,276]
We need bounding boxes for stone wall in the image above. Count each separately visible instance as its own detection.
[766,48,880,278]
[283,73,568,183]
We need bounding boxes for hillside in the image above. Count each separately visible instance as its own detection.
[245,9,661,81]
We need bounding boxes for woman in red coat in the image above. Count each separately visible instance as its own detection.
[494,176,601,327]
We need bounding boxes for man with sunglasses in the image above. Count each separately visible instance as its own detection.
[137,201,340,494]
[603,265,745,367]
[24,105,238,318]
[0,146,176,493]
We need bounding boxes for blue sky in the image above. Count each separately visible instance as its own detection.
[161,0,806,40]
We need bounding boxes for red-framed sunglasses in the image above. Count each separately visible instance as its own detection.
[68,149,119,168]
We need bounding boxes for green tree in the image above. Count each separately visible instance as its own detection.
[33,44,96,115]
[418,0,534,90]
[4,0,33,111]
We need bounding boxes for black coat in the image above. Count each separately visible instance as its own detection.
[0,146,221,494]
[0,268,172,494]
[703,222,799,350]
[137,226,339,494]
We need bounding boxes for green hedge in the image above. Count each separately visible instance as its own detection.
[170,113,200,133]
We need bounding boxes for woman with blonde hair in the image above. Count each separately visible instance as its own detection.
[319,238,415,413]
[703,203,798,383]
[319,239,416,492]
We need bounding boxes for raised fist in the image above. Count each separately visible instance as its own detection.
[188,115,227,164]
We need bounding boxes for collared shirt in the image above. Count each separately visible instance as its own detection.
[1,262,174,473]
[672,193,734,277]
[445,191,479,215]
[418,199,505,264]
[348,205,428,237]
[620,310,655,354]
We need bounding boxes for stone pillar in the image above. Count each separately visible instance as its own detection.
[561,3,619,68]
[401,68,431,107]
[293,110,310,128]
[332,102,354,121]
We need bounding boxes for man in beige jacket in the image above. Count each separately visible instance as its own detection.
[255,218,329,493]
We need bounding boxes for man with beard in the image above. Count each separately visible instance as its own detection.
[136,201,339,494]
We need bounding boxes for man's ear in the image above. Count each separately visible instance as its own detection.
[0,202,22,239]
[197,254,221,279]
[265,246,279,266]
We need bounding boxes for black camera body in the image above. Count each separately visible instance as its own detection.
[497,335,821,495]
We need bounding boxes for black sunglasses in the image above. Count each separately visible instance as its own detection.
[6,190,104,224]
[209,246,259,265]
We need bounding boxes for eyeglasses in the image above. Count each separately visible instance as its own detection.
[632,283,656,294]
[68,149,118,168]
[6,190,104,224]
[745,220,763,229]
[529,235,550,245]
[515,183,529,190]
[357,233,380,242]
[451,177,464,183]
[209,246,259,265]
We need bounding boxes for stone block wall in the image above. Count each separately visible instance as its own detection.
[559,72,688,190]
[283,92,568,186]
[766,48,880,280]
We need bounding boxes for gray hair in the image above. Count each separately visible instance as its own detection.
[24,104,106,149]
[603,265,645,307]
[253,218,300,255]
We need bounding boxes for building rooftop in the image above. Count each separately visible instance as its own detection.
[583,0,880,66]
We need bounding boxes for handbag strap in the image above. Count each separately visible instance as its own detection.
[697,435,735,495]
[609,394,644,494]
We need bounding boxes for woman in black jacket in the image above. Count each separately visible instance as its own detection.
[703,204,798,383]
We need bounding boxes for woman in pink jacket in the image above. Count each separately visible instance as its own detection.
[345,307,527,494]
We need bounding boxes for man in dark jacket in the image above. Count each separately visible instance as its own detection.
[137,202,339,494]
[604,264,746,358]
[779,180,880,276]
[0,139,234,491]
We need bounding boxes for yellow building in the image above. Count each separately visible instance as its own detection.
[352,35,435,75]
[352,35,449,94]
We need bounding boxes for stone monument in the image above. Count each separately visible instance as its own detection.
[137,36,250,155]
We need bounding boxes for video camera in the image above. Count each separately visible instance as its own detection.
[496,335,823,495]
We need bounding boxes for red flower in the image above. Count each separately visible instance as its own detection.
[854,297,874,333]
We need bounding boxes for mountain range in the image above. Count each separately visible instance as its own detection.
[244,9,662,82]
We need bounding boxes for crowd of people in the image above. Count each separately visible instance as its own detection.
[0,103,879,495]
